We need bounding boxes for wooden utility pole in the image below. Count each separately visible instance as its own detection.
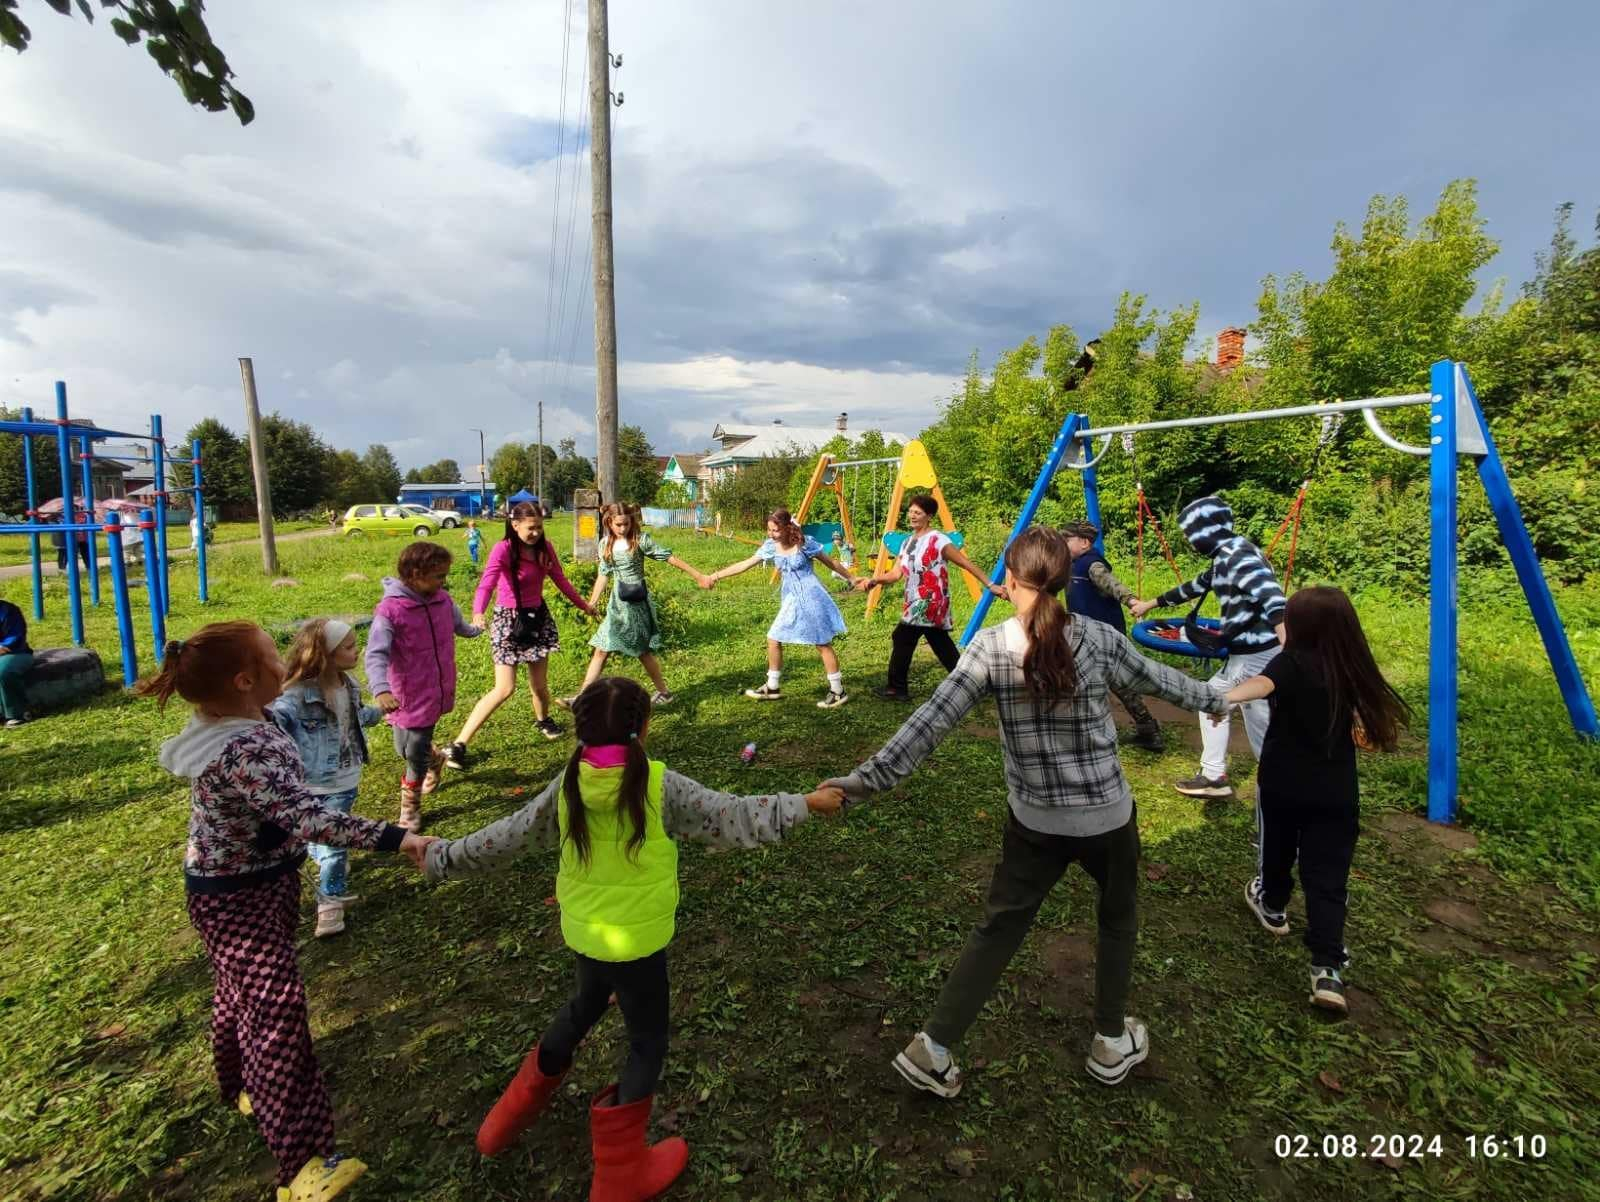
[537,400,545,506]
[588,0,619,502]
[238,356,279,575]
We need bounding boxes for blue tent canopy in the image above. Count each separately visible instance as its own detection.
[507,489,539,505]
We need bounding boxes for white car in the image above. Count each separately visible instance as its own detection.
[398,502,462,529]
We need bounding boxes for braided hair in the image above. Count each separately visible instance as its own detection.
[561,676,654,867]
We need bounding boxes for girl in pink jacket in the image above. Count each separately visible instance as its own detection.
[444,502,595,764]
[364,540,482,831]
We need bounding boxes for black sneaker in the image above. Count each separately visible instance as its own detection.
[1244,877,1290,936]
[1174,772,1233,798]
[1309,966,1348,1014]
[875,687,913,702]
[817,689,849,710]
[535,717,564,740]
[443,741,469,770]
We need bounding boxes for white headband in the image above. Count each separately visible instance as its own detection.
[322,620,353,652]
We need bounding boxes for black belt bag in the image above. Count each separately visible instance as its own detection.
[617,579,648,604]
[1182,589,1225,655]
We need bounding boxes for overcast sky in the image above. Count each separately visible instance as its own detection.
[3,1,1597,469]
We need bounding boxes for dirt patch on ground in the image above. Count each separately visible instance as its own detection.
[1423,898,1484,932]
[1343,986,1405,1042]
[966,724,1002,742]
[1374,811,1480,865]
[1037,932,1095,1010]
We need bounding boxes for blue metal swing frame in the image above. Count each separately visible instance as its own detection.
[957,361,1597,824]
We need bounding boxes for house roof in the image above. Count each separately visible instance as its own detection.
[664,453,706,476]
[703,425,914,467]
[400,481,497,493]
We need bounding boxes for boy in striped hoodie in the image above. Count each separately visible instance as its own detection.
[1131,496,1285,798]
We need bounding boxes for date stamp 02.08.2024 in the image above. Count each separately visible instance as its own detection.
[1274,1133,1549,1163]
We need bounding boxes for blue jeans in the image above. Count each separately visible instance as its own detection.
[308,788,358,899]
[0,652,34,721]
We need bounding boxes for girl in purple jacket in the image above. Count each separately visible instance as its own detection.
[364,541,482,832]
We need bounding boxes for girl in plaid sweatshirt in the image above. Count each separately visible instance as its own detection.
[826,527,1228,1094]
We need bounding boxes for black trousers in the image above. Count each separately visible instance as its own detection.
[886,621,961,692]
[539,950,670,1104]
[927,811,1140,1044]
[1258,791,1357,968]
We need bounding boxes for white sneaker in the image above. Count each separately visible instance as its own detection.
[817,689,848,709]
[314,900,346,938]
[651,690,675,707]
[1086,1018,1149,1086]
[892,1032,962,1098]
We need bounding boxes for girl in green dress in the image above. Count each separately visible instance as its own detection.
[559,504,713,708]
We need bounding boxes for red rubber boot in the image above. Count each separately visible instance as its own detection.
[587,1084,689,1202]
[475,1045,565,1157]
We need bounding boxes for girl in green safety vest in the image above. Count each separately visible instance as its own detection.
[423,676,843,1200]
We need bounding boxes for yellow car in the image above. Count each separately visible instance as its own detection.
[342,504,441,538]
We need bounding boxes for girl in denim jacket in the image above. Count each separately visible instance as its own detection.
[269,619,384,937]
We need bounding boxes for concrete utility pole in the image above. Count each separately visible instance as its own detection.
[588,0,620,502]
[238,356,279,575]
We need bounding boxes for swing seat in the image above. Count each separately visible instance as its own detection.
[881,530,964,557]
[1131,618,1228,660]
[801,522,845,547]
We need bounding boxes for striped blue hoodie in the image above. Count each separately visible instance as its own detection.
[1154,496,1286,652]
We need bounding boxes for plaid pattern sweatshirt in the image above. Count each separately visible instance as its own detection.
[1154,496,1286,652]
[830,616,1228,837]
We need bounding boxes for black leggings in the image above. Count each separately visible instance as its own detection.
[538,950,670,1104]
[392,723,436,785]
[886,621,961,692]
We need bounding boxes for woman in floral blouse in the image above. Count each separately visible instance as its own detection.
[853,493,1001,701]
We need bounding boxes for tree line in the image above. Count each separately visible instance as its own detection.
[715,181,1598,593]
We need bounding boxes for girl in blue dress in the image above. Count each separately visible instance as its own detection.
[706,508,854,708]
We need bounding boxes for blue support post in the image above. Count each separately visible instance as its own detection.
[193,438,209,604]
[21,405,43,620]
[54,382,86,647]
[1457,365,1597,738]
[77,434,101,606]
[103,513,139,687]
[960,411,1088,646]
[1082,458,1105,554]
[152,415,171,616]
[140,507,166,662]
[1427,361,1460,823]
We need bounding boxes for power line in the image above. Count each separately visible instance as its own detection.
[537,0,577,402]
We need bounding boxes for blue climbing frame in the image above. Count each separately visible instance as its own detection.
[958,360,1597,825]
[0,380,209,686]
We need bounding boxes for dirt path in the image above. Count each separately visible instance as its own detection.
[0,526,338,582]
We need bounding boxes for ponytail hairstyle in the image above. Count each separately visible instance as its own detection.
[599,502,641,563]
[1003,526,1078,701]
[561,676,653,867]
[767,508,803,550]
[282,618,339,687]
[133,620,268,711]
[504,500,553,577]
[1282,586,1411,752]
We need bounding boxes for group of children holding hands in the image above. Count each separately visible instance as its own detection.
[142,490,1407,1201]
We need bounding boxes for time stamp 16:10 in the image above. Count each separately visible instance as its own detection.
[1275,1134,1548,1161]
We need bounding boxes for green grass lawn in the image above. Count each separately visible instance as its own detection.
[0,520,325,568]
[1,519,1597,1201]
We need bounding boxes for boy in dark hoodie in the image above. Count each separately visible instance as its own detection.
[1130,496,1285,798]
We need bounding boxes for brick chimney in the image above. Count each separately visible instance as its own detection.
[836,412,848,432]
[1216,327,1246,371]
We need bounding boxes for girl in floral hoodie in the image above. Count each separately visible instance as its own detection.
[143,620,432,1202]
